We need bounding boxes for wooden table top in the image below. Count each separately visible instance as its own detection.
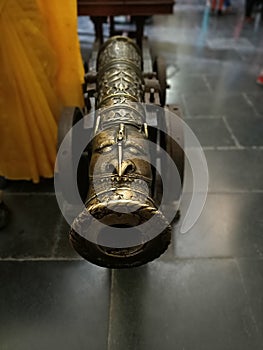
[77,0,175,16]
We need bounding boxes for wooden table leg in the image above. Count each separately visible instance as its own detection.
[134,16,146,49]
[90,16,105,44]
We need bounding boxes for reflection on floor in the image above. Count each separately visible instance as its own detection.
[1,1,263,349]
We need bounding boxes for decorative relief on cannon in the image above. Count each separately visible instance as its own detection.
[96,37,143,108]
[67,36,175,268]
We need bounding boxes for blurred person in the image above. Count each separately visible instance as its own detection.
[211,0,225,15]
[0,0,84,226]
[245,0,257,20]
[224,0,236,13]
[225,0,232,9]
[0,0,84,183]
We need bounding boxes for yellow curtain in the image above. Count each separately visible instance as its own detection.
[0,0,84,183]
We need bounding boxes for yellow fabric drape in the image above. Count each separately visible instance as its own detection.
[37,0,84,107]
[0,0,84,183]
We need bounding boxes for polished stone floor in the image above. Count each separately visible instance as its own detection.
[1,1,263,349]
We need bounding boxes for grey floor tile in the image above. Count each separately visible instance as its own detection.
[0,194,61,258]
[52,217,80,259]
[206,37,254,51]
[225,116,263,146]
[168,73,210,95]
[237,259,263,341]
[182,92,216,117]
[205,48,242,62]
[206,73,262,95]
[204,149,263,192]
[108,260,263,350]
[182,93,256,118]
[183,149,263,193]
[237,49,262,64]
[174,57,225,75]
[245,92,263,116]
[185,118,235,147]
[0,261,110,350]
[175,193,263,258]
[166,88,184,106]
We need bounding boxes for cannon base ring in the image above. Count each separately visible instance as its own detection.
[70,228,171,269]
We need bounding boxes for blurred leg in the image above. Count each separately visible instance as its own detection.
[211,0,217,10]
[245,0,255,17]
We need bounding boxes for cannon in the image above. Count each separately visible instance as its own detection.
[57,36,184,268]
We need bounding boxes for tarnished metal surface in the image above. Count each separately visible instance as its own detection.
[70,37,171,268]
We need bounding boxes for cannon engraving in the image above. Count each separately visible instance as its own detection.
[57,36,184,268]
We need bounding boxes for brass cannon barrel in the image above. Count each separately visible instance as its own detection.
[70,37,171,268]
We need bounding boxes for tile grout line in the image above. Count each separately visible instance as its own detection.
[182,189,263,194]
[51,215,65,257]
[184,115,222,119]
[4,192,55,196]
[222,116,243,149]
[201,146,263,150]
[107,269,114,350]
[202,146,239,150]
[181,93,191,118]
[202,74,213,93]
[242,92,260,117]
[160,256,263,262]
[0,257,83,261]
[234,259,261,336]
[0,256,263,262]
